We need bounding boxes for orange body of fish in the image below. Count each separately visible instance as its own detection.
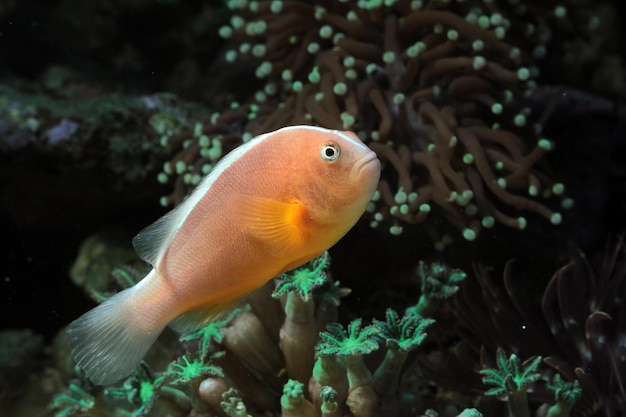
[67,125,381,384]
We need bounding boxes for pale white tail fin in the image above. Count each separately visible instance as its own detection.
[66,286,163,385]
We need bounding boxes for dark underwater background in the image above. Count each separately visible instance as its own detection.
[1,0,626,416]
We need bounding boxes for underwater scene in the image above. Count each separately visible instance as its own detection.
[1,0,625,416]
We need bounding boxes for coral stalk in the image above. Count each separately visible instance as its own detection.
[309,355,348,414]
[280,292,317,384]
[198,377,230,417]
[273,252,331,384]
[221,309,284,390]
[344,355,380,417]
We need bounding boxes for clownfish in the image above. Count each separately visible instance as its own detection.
[66,125,381,384]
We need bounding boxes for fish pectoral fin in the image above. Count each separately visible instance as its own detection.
[236,195,310,251]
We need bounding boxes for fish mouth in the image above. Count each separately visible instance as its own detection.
[350,150,381,183]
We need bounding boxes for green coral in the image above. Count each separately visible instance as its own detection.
[220,388,252,417]
[480,348,542,396]
[179,309,240,359]
[105,362,167,417]
[49,374,95,417]
[280,379,315,414]
[317,319,380,357]
[372,309,434,414]
[373,308,434,352]
[282,379,305,401]
[273,251,330,302]
[480,348,542,417]
[320,386,339,415]
[273,253,333,385]
[167,353,223,385]
[317,319,381,416]
[166,352,224,412]
[545,374,582,417]
[408,261,467,317]
[314,279,352,308]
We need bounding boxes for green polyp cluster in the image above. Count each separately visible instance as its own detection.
[320,386,339,414]
[313,279,352,309]
[317,319,380,357]
[480,348,542,417]
[409,261,467,317]
[545,374,582,417]
[280,379,307,410]
[105,363,168,417]
[220,388,251,417]
[50,375,95,417]
[273,252,330,302]
[179,315,231,359]
[373,308,434,352]
[282,378,304,398]
[55,301,236,416]
[481,348,542,395]
[168,353,224,385]
[315,319,381,415]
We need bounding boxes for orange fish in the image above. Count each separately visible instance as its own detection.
[67,125,381,384]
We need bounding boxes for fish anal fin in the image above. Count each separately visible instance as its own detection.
[169,300,240,333]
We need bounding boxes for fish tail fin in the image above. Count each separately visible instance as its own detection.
[66,285,163,385]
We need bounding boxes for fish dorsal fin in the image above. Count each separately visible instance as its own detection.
[132,208,183,265]
[237,195,310,252]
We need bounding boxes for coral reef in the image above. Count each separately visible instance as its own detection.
[423,237,626,417]
[2,1,625,417]
[51,252,598,417]
[0,72,208,182]
[49,374,95,417]
[155,0,580,246]
[0,329,44,400]
[48,254,469,417]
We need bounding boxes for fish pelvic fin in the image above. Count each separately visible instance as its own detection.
[169,298,244,333]
[66,286,163,385]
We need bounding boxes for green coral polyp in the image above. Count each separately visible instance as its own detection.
[317,319,380,357]
[50,378,95,417]
[480,348,542,396]
[273,252,330,302]
[373,309,434,352]
[168,354,223,384]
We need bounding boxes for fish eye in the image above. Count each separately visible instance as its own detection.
[320,142,340,162]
